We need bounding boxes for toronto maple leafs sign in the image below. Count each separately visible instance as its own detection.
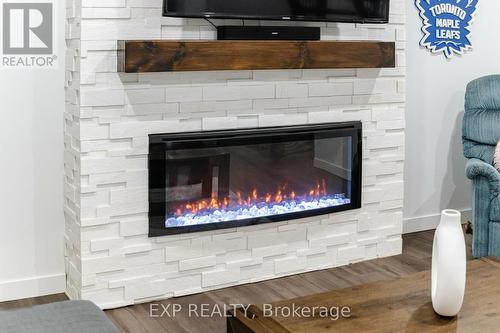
[416,0,478,58]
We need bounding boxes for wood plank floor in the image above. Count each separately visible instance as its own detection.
[0,230,473,333]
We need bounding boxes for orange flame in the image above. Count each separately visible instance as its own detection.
[275,190,283,203]
[175,179,328,216]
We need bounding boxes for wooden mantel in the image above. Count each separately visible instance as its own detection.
[117,40,395,73]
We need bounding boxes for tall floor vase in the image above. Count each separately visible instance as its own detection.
[431,209,466,316]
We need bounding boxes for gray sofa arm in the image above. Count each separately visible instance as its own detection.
[466,158,500,194]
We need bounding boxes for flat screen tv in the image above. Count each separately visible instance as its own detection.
[163,0,390,24]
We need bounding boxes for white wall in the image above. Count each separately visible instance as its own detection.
[0,5,66,301]
[404,1,500,233]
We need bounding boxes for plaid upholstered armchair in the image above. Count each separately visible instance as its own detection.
[463,75,500,257]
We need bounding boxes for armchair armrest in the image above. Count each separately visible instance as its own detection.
[466,158,500,194]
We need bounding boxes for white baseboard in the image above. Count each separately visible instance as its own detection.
[403,209,472,234]
[0,273,66,302]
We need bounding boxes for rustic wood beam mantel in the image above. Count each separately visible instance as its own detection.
[117,40,395,73]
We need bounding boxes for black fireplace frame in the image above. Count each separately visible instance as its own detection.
[149,122,362,237]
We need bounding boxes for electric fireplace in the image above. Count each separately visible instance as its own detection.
[149,122,362,237]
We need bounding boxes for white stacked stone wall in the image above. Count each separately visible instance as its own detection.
[64,0,83,301]
[65,0,406,309]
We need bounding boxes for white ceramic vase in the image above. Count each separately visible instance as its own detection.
[432,209,466,316]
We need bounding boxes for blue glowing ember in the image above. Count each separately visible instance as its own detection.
[165,194,350,228]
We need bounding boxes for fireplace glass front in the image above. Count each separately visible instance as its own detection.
[149,122,362,237]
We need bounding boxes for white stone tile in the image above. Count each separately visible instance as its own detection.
[258,113,308,127]
[82,255,126,275]
[167,275,202,296]
[309,82,354,97]
[203,85,275,101]
[179,256,217,271]
[81,156,147,174]
[377,237,403,258]
[166,86,203,102]
[241,262,276,282]
[202,269,240,288]
[354,79,398,95]
[82,0,126,7]
[82,8,131,19]
[202,117,238,130]
[125,249,165,267]
[81,89,124,107]
[367,133,405,149]
[126,88,165,105]
[110,119,202,138]
[275,256,307,274]
[162,26,201,39]
[372,106,404,121]
[337,246,366,261]
[97,200,148,218]
[91,238,124,252]
[110,188,147,205]
[289,96,352,108]
[81,288,126,309]
[276,84,308,98]
[124,279,169,300]
[120,219,148,237]
[129,0,161,8]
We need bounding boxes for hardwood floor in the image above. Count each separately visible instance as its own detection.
[0,230,473,333]
[0,293,68,310]
[228,259,500,333]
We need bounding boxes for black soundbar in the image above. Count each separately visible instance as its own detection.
[217,26,320,41]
